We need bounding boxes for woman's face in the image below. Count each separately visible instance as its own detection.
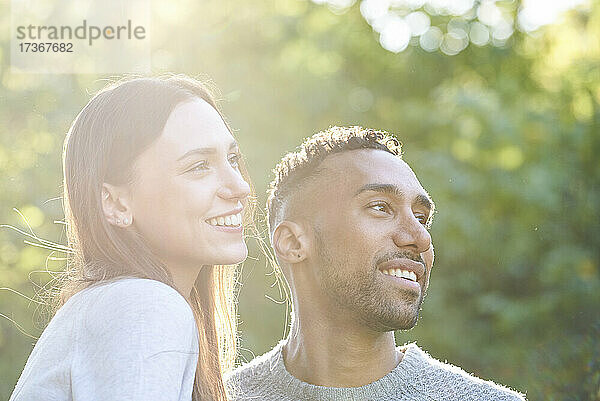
[126,98,250,270]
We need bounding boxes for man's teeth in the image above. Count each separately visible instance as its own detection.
[207,213,242,227]
[381,269,417,282]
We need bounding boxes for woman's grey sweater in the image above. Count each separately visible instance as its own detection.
[225,340,526,401]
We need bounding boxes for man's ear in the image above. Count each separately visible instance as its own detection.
[102,183,134,227]
[272,220,309,264]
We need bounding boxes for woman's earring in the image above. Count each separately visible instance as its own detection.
[123,217,129,226]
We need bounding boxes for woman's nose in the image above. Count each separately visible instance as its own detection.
[217,167,251,201]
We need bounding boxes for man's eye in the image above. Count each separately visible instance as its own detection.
[229,153,240,168]
[368,202,392,214]
[188,161,209,173]
[415,213,430,228]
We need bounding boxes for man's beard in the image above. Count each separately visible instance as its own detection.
[314,230,427,332]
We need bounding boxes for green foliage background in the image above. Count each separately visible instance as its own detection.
[1,1,599,400]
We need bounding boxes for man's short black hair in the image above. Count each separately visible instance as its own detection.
[266,126,403,234]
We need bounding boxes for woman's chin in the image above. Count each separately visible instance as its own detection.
[211,244,248,266]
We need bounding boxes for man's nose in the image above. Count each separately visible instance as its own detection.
[391,212,432,255]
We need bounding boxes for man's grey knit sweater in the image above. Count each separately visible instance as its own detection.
[225,340,526,401]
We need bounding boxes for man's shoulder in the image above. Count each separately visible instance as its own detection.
[402,343,527,400]
[225,341,286,399]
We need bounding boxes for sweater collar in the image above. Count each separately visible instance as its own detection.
[264,339,426,400]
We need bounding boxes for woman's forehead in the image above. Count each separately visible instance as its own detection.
[155,99,234,156]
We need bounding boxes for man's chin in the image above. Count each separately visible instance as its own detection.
[366,308,420,332]
[389,303,422,331]
[395,314,420,331]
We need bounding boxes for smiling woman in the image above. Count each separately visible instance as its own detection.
[8,75,254,401]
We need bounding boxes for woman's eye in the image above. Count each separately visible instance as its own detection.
[228,153,240,168]
[188,161,209,173]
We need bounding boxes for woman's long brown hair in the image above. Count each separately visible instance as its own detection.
[59,74,251,401]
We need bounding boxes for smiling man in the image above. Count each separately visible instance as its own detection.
[227,126,526,400]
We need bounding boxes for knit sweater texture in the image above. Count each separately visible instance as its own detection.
[226,340,526,401]
[9,278,199,401]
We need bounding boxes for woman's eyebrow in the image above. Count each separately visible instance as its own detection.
[177,147,215,161]
[177,141,238,162]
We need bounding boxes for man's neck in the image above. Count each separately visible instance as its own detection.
[282,318,402,388]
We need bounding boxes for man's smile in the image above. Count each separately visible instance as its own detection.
[377,258,425,281]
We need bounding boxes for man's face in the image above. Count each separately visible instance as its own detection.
[302,149,434,332]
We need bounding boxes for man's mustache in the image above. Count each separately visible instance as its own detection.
[375,251,425,266]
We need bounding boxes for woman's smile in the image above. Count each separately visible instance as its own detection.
[204,206,244,233]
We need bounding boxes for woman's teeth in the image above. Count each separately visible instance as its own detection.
[381,269,417,282]
[207,213,242,227]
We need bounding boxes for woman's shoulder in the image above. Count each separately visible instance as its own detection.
[82,276,183,299]
[78,277,185,304]
[68,278,199,399]
[82,276,181,296]
[76,278,195,331]
[73,277,198,357]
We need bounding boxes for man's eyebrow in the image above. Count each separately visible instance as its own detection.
[415,194,434,214]
[177,141,238,162]
[355,183,404,197]
[355,183,434,213]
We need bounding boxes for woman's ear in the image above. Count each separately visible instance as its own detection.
[272,220,309,264]
[102,183,134,227]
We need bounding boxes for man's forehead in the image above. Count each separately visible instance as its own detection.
[318,149,422,193]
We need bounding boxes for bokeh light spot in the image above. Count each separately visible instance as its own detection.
[406,11,431,36]
[477,1,502,26]
[451,138,476,161]
[572,93,593,122]
[469,21,490,46]
[497,146,524,170]
[360,0,390,23]
[518,0,588,32]
[419,26,443,52]
[441,29,469,55]
[18,205,45,229]
[379,16,411,53]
